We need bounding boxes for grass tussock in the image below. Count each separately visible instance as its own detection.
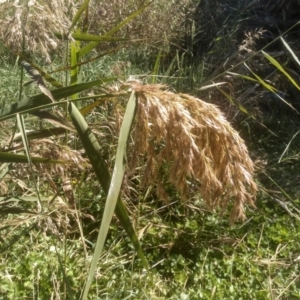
[127,83,257,221]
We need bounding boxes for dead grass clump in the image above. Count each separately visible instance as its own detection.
[0,140,89,236]
[31,139,87,175]
[0,0,195,61]
[129,83,257,221]
[4,139,88,206]
[0,0,72,62]
[88,0,194,52]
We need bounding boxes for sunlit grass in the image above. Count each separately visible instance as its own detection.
[1,0,300,299]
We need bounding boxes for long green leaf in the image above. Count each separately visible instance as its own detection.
[68,101,148,271]
[81,91,139,299]
[217,87,250,115]
[72,33,131,42]
[19,56,63,88]
[152,50,162,84]
[17,113,44,211]
[162,55,176,83]
[70,40,79,87]
[0,196,51,203]
[21,61,56,102]
[0,78,117,121]
[244,63,297,112]
[281,37,300,67]
[54,245,75,300]
[262,50,300,92]
[198,82,228,90]
[0,206,37,215]
[70,31,81,104]
[226,71,259,83]
[78,2,152,57]
[49,47,122,73]
[278,129,300,163]
[16,114,33,166]
[68,0,90,34]
[0,163,12,181]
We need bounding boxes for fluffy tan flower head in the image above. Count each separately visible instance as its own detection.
[128,83,257,221]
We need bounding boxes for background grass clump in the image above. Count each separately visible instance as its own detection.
[1,0,300,299]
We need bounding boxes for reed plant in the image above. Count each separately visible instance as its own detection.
[6,1,299,299]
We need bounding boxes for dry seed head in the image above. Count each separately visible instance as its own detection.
[239,28,266,54]
[129,83,257,221]
[0,0,71,62]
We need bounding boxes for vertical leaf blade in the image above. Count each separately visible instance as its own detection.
[81,91,140,299]
[68,100,148,299]
[68,0,90,34]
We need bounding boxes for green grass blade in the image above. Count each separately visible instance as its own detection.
[226,71,259,83]
[162,55,176,84]
[70,33,81,105]
[68,102,148,296]
[30,111,75,132]
[0,196,50,202]
[68,102,111,189]
[72,32,131,42]
[262,50,300,92]
[82,2,89,33]
[70,40,79,87]
[244,62,297,112]
[217,87,250,115]
[78,2,152,57]
[0,163,12,181]
[0,206,37,215]
[50,47,122,73]
[278,129,300,163]
[16,113,42,210]
[280,37,300,68]
[198,82,228,90]
[68,0,90,34]
[152,50,162,84]
[16,114,32,165]
[81,91,139,299]
[0,78,117,121]
[68,103,147,266]
[54,245,74,300]
[19,56,63,88]
[21,61,56,102]
[79,98,107,116]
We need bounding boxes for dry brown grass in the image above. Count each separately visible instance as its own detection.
[1,138,87,198]
[88,0,193,45]
[0,0,194,61]
[0,0,72,62]
[120,82,257,221]
[0,138,89,234]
